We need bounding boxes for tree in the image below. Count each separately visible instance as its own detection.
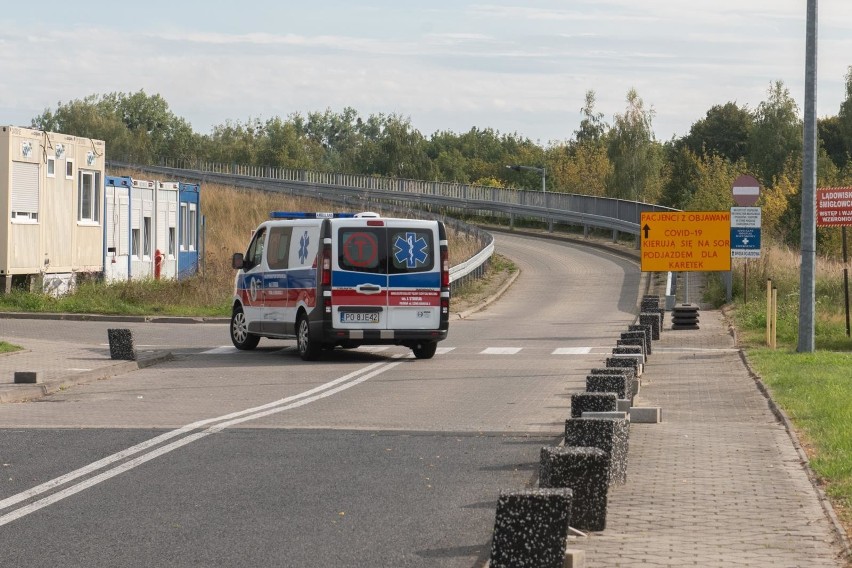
[257,116,323,169]
[607,88,662,202]
[373,114,431,179]
[660,142,701,209]
[818,116,848,170]
[682,102,752,162]
[835,66,852,170]
[549,143,610,196]
[574,90,608,146]
[684,154,741,211]
[748,81,802,185]
[32,90,201,163]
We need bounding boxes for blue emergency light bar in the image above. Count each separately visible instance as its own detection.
[269,212,357,219]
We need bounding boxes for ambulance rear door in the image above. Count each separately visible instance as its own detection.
[332,221,389,330]
[384,219,441,330]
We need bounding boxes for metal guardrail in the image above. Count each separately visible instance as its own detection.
[131,160,678,236]
[109,161,676,291]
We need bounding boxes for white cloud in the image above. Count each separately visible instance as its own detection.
[0,0,850,143]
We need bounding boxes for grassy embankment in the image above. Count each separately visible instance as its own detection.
[707,245,852,535]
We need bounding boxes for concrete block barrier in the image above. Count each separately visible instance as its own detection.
[14,371,42,384]
[612,345,644,365]
[620,330,651,355]
[589,368,637,400]
[639,312,661,340]
[606,355,641,377]
[570,392,617,418]
[628,324,653,352]
[586,374,631,401]
[564,417,630,485]
[489,488,573,568]
[107,328,137,361]
[540,446,610,531]
[641,294,661,312]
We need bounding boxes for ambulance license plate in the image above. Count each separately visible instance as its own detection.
[340,312,380,324]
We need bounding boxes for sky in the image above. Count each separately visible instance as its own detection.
[1,1,851,145]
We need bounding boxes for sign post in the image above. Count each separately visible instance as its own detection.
[731,176,762,303]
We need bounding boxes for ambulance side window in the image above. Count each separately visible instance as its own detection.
[267,226,292,270]
[244,227,267,270]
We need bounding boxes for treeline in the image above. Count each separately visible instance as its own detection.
[32,69,852,253]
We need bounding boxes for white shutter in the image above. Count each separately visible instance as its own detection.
[11,161,39,215]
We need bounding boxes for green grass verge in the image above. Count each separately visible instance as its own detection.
[0,341,22,354]
[0,278,232,318]
[729,294,852,530]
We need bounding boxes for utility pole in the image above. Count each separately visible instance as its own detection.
[798,0,818,353]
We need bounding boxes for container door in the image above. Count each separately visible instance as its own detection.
[332,224,389,330]
[385,220,441,330]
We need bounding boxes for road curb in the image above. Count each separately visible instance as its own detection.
[453,268,521,320]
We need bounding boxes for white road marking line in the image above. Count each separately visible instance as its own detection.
[435,347,455,355]
[0,357,404,526]
[201,346,238,355]
[552,347,592,355]
[480,347,522,355]
[356,346,391,352]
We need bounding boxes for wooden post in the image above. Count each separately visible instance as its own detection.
[771,287,778,349]
[766,279,772,346]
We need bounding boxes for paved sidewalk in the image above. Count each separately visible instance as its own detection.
[0,335,172,403]
[570,307,851,567]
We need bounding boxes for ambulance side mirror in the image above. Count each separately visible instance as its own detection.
[232,253,245,270]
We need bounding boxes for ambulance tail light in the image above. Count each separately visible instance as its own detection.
[320,246,332,286]
[440,248,450,288]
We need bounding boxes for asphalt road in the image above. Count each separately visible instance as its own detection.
[0,232,642,567]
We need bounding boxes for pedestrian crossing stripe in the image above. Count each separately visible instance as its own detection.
[552,347,592,355]
[200,346,597,356]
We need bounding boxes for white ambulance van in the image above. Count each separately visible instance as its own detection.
[230,212,450,360]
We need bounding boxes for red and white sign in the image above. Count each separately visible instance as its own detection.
[817,187,852,227]
[732,175,761,207]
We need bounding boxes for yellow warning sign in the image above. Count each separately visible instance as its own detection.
[640,211,731,272]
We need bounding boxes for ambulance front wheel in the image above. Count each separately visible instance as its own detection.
[297,314,321,361]
[231,305,260,350]
[412,341,438,359]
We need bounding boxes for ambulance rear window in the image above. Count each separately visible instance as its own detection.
[339,228,387,274]
[389,229,434,274]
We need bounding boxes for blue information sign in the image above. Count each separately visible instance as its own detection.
[731,227,761,258]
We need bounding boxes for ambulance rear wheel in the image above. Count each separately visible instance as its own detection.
[412,341,438,359]
[297,314,321,361]
[231,306,260,350]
